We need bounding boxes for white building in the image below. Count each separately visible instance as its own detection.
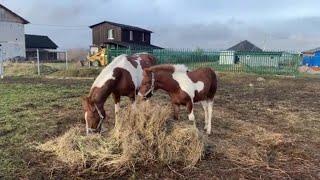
[0,4,29,60]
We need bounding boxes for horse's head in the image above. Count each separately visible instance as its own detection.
[139,68,155,99]
[82,97,106,135]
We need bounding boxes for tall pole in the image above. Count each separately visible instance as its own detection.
[37,49,40,75]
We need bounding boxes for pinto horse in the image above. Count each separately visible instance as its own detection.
[138,64,217,134]
[83,53,156,134]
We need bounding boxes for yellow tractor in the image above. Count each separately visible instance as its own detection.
[87,47,108,66]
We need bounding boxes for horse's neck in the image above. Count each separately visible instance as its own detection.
[89,87,112,106]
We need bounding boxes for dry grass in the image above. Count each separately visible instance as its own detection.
[4,62,58,76]
[38,101,204,174]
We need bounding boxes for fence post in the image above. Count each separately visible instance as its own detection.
[65,51,68,70]
[37,49,40,75]
[0,44,3,79]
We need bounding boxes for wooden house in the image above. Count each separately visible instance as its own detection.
[89,21,162,50]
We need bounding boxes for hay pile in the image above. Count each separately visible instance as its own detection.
[39,102,204,173]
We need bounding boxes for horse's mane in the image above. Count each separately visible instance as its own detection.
[148,64,188,72]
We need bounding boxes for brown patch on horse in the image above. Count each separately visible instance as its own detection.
[126,56,138,68]
[138,54,157,68]
[147,64,176,73]
[127,53,157,69]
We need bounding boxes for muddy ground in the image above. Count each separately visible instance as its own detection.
[0,74,319,179]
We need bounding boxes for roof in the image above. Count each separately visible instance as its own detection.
[25,34,58,49]
[0,4,29,24]
[227,40,263,52]
[89,21,152,33]
[302,47,320,54]
[105,40,162,49]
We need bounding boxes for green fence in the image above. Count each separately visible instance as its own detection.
[108,48,302,76]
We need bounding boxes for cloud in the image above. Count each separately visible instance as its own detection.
[2,0,320,50]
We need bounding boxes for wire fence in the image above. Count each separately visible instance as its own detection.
[108,48,302,76]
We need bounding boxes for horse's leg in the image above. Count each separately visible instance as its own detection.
[201,101,208,130]
[112,93,121,130]
[112,93,121,114]
[172,103,180,120]
[207,100,213,135]
[187,101,195,122]
[129,91,136,109]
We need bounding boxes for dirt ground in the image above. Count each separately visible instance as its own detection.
[0,74,319,179]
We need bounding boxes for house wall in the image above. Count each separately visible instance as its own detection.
[0,21,26,60]
[219,51,235,65]
[92,23,122,46]
[121,29,151,44]
[239,55,280,67]
[0,7,25,23]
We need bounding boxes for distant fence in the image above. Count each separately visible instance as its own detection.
[108,48,302,76]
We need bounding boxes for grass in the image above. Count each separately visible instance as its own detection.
[0,73,319,179]
[0,77,89,178]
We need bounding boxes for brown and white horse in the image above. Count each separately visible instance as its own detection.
[138,64,217,134]
[83,53,156,134]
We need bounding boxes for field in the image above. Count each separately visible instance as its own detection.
[0,73,320,179]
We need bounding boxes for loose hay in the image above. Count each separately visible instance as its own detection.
[38,101,204,174]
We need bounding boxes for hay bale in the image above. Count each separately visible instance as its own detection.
[38,101,204,173]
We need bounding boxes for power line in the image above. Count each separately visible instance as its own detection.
[28,23,89,28]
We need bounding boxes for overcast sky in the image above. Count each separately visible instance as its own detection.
[1,0,320,51]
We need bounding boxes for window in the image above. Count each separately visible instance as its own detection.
[142,33,145,42]
[130,31,133,41]
[108,29,114,40]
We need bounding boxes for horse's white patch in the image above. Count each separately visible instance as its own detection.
[188,109,195,121]
[85,112,89,134]
[115,103,120,114]
[173,64,188,72]
[91,54,144,90]
[135,60,143,88]
[201,101,208,130]
[207,100,213,134]
[172,69,204,102]
[135,52,149,55]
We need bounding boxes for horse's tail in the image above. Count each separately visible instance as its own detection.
[208,68,218,100]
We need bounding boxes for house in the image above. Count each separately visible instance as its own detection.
[0,4,29,60]
[227,40,263,52]
[89,21,162,51]
[219,40,289,67]
[302,47,320,67]
[25,34,59,61]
